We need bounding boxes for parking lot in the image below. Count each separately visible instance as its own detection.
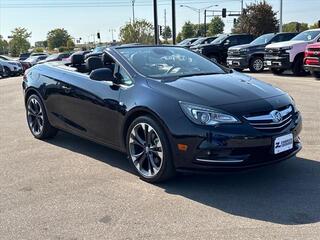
[0,73,319,239]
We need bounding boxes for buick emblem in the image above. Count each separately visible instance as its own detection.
[270,110,282,123]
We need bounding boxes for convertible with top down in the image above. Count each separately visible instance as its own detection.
[22,45,302,182]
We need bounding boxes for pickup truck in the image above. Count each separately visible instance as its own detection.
[192,34,255,64]
[227,32,297,72]
[265,29,320,75]
[304,42,320,79]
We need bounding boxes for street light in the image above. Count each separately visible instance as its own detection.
[180,4,218,35]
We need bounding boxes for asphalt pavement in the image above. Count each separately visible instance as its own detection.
[0,73,319,240]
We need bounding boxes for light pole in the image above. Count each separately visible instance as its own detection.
[180,4,218,36]
[131,0,136,23]
[109,29,116,42]
[279,0,283,32]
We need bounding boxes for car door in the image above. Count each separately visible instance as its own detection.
[50,69,124,148]
[221,36,239,62]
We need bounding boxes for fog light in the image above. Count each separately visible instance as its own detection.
[178,144,188,151]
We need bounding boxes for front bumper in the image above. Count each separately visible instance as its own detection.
[264,53,291,70]
[226,56,249,69]
[169,111,302,172]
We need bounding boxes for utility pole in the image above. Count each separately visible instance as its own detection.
[109,29,116,42]
[241,0,243,13]
[172,0,176,44]
[132,0,136,23]
[153,0,159,45]
[164,9,167,30]
[279,0,283,32]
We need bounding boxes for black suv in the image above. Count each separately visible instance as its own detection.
[227,32,297,72]
[192,34,255,64]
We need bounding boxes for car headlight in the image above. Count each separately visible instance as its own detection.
[281,46,292,53]
[179,101,240,126]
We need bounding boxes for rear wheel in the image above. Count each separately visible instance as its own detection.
[127,116,175,182]
[270,68,285,75]
[292,55,307,76]
[249,56,264,73]
[26,94,58,139]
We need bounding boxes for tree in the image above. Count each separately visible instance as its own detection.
[0,35,9,55]
[8,27,31,56]
[181,21,196,39]
[176,33,183,43]
[162,26,172,43]
[120,19,154,44]
[208,16,225,36]
[67,39,75,50]
[232,1,278,36]
[309,22,319,29]
[47,28,71,50]
[282,22,309,32]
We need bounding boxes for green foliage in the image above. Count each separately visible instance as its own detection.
[67,39,75,50]
[232,1,278,36]
[47,28,71,50]
[0,35,9,55]
[34,47,44,53]
[162,26,172,43]
[58,46,69,53]
[181,21,196,39]
[8,27,31,56]
[120,19,154,44]
[176,33,182,43]
[282,22,309,32]
[208,17,225,36]
[309,22,319,29]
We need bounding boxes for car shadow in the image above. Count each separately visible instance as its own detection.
[46,131,320,225]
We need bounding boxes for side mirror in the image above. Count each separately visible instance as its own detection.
[90,68,115,82]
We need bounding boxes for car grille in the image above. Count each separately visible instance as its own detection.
[244,105,293,132]
[228,49,240,56]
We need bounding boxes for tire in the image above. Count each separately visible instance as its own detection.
[26,94,58,139]
[233,68,243,72]
[126,116,176,183]
[270,68,285,75]
[249,56,264,73]
[312,71,320,79]
[292,55,307,76]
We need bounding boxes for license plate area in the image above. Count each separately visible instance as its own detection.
[274,133,293,154]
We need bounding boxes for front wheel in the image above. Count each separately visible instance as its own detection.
[292,55,307,76]
[126,116,175,183]
[26,94,58,139]
[311,71,320,79]
[249,56,264,73]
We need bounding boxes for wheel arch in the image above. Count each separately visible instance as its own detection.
[250,53,264,62]
[24,87,43,106]
[121,106,171,149]
[293,52,305,63]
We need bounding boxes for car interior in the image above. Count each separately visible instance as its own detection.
[66,52,116,76]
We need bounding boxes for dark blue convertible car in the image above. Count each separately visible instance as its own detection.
[22,45,302,182]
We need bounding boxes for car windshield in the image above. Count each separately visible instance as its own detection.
[45,54,59,60]
[117,46,226,79]
[191,38,205,46]
[250,33,275,45]
[210,35,227,44]
[177,38,193,46]
[291,30,320,41]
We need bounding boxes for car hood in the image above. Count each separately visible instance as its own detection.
[149,72,285,107]
[229,43,265,50]
[265,40,307,49]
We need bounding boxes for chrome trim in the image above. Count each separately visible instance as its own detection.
[244,106,292,121]
[196,158,244,163]
[250,114,292,126]
[253,119,292,130]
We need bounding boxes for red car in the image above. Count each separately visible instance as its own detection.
[304,42,320,79]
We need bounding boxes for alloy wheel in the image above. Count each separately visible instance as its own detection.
[253,58,264,71]
[129,123,163,178]
[27,98,44,136]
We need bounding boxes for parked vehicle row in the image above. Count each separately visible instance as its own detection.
[180,29,320,79]
[304,42,320,79]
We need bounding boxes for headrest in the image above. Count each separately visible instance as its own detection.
[71,53,84,66]
[86,57,103,71]
[102,53,114,65]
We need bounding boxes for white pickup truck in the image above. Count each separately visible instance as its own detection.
[264,29,320,76]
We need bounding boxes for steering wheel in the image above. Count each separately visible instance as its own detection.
[166,66,182,74]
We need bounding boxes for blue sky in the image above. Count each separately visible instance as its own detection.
[0,0,319,45]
